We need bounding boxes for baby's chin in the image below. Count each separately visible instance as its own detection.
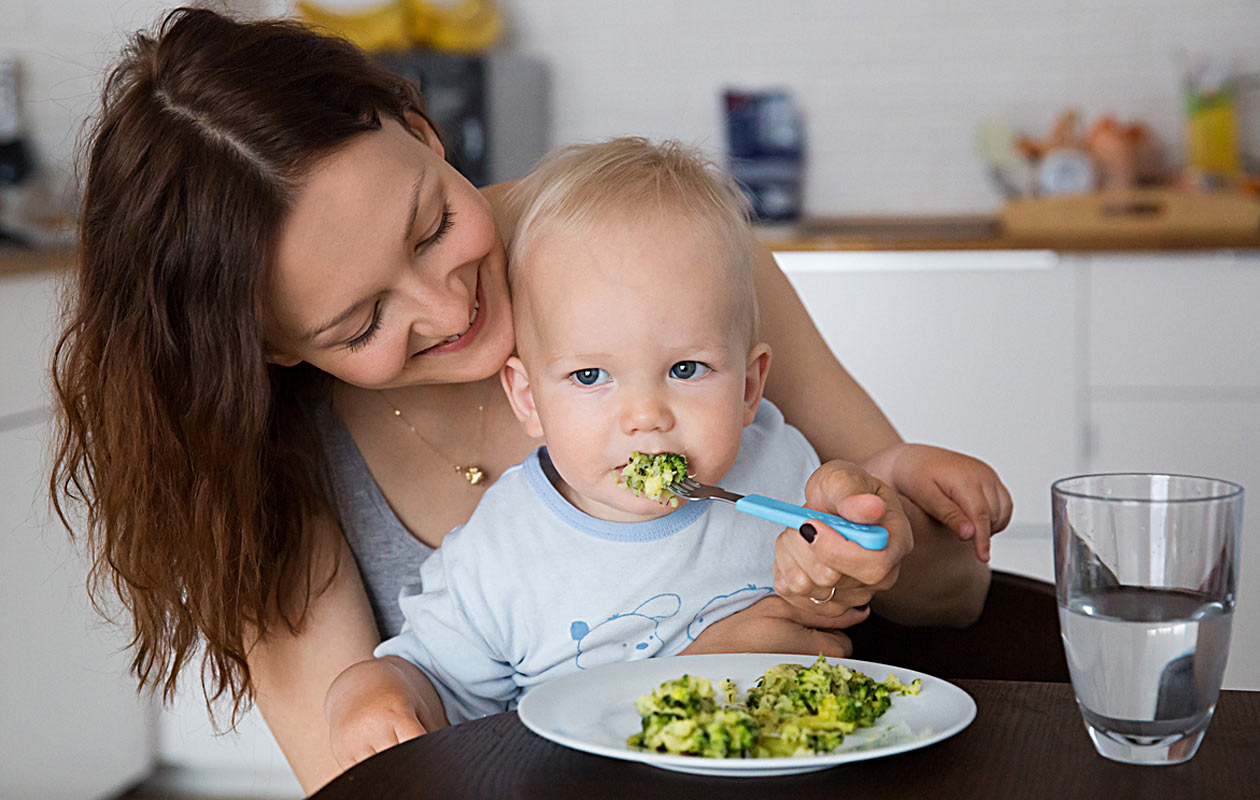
[594,488,684,523]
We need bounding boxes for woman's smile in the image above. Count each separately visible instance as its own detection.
[412,274,488,358]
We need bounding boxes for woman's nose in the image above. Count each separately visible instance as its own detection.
[619,391,675,435]
[400,271,473,336]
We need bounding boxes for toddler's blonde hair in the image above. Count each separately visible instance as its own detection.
[505,137,758,337]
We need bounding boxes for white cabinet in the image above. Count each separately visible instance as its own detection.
[0,271,60,420]
[1087,253,1260,389]
[1084,252,1260,691]
[777,248,1260,690]
[0,270,155,799]
[776,250,1081,533]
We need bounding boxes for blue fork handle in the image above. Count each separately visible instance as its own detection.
[734,494,889,550]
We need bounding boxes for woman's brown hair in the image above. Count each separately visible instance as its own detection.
[50,6,433,722]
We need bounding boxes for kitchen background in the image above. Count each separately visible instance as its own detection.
[2,1,1258,798]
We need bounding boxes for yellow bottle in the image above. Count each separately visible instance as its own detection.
[1185,81,1241,178]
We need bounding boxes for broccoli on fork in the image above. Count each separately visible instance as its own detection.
[619,451,689,507]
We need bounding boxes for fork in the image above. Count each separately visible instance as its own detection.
[669,477,889,550]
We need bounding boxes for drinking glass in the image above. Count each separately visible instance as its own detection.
[1052,473,1243,765]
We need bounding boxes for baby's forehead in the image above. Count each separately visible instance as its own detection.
[515,209,735,280]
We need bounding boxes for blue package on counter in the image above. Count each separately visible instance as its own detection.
[724,89,804,222]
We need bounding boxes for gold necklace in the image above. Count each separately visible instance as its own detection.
[378,387,488,486]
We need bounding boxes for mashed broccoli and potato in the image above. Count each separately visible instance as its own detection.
[619,451,688,507]
[627,656,920,759]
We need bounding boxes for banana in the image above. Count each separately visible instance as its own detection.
[405,0,503,53]
[295,0,411,53]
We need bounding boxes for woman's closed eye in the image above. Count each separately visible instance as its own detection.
[416,202,455,253]
[669,361,711,380]
[344,301,383,352]
[570,367,611,387]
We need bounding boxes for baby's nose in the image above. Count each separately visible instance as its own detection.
[619,392,674,435]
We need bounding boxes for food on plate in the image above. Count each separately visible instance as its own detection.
[619,451,688,506]
[627,655,920,758]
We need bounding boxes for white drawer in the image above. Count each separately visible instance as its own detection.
[1088,253,1260,390]
[0,270,62,422]
[1088,398,1260,690]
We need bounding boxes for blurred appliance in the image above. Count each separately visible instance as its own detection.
[0,52,34,246]
[375,50,549,186]
[724,89,804,222]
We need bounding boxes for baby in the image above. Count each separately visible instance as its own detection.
[334,138,1010,742]
[372,138,828,723]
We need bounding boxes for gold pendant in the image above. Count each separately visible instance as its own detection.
[456,465,485,485]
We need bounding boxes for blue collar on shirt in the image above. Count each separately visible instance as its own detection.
[522,447,707,542]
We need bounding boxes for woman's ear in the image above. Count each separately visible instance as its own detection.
[500,356,544,438]
[742,342,773,426]
[404,110,446,159]
[263,348,301,368]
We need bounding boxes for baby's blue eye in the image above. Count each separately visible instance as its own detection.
[669,361,711,380]
[571,367,611,386]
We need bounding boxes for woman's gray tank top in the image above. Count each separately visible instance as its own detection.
[315,400,433,640]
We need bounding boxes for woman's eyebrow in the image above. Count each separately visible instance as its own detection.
[402,170,426,246]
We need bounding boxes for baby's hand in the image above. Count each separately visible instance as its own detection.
[773,461,914,615]
[324,656,446,769]
[866,443,1012,562]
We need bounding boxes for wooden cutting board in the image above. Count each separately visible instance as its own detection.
[1001,188,1260,246]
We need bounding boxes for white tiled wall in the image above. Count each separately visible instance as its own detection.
[493,0,1260,213]
[8,1,1260,215]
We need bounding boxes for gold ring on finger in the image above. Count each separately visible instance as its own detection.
[809,586,837,605]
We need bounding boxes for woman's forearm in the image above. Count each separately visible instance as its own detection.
[753,242,902,463]
[248,518,383,795]
[871,496,990,627]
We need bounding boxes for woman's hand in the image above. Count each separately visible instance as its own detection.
[324,656,448,770]
[864,443,1013,561]
[681,595,870,658]
[773,460,914,615]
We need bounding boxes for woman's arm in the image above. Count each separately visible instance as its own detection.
[754,242,902,463]
[752,242,989,626]
[247,516,440,794]
[873,496,991,627]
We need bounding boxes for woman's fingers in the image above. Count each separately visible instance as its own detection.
[334,709,426,768]
[994,480,1014,532]
[795,628,854,659]
[394,716,426,745]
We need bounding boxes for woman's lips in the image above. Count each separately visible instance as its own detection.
[412,278,486,358]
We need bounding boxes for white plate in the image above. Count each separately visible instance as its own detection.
[517,653,976,777]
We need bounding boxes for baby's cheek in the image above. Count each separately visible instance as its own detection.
[691,424,745,484]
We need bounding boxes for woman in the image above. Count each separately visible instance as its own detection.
[50,8,989,794]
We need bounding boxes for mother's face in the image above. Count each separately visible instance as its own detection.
[265,116,515,389]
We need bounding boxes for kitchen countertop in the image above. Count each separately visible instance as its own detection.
[0,245,74,277]
[755,215,1260,252]
[6,216,1260,276]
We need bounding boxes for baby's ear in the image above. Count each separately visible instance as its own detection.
[500,357,544,438]
[742,342,772,426]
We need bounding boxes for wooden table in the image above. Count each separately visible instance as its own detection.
[313,680,1260,799]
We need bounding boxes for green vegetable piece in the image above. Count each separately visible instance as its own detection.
[619,451,689,507]
[628,654,920,759]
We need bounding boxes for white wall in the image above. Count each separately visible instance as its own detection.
[9,1,1260,215]
[0,0,279,215]
[494,0,1260,213]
